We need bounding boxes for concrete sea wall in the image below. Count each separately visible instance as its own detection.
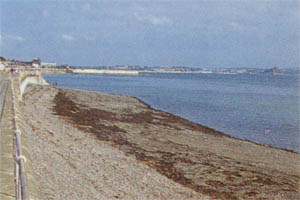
[11,77,42,199]
[19,72,48,101]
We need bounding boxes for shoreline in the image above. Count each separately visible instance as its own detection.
[131,96,298,154]
[51,84,298,154]
[44,72,299,153]
[22,84,299,199]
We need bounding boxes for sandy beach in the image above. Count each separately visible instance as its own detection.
[21,84,299,199]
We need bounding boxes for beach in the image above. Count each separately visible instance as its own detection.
[22,84,299,199]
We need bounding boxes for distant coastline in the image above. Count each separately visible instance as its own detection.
[39,66,300,76]
[72,68,140,75]
[2,56,297,76]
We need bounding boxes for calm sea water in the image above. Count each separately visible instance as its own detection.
[44,73,300,152]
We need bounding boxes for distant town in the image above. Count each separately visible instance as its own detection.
[0,56,298,76]
[78,65,298,75]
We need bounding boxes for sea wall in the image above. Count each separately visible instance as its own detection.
[72,69,140,75]
[11,77,42,199]
[0,75,42,199]
[19,71,48,101]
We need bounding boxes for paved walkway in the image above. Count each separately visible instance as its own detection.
[0,75,9,119]
[0,74,15,199]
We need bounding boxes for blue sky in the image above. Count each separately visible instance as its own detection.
[0,0,299,68]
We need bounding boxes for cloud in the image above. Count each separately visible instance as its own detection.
[62,34,74,41]
[134,13,172,25]
[6,34,24,41]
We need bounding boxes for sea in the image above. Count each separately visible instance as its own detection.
[44,72,300,152]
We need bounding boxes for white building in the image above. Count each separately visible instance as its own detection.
[32,58,41,68]
[41,62,56,68]
[0,63,5,71]
[0,57,6,70]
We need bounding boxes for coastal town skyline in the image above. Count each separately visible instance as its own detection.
[1,55,298,76]
[0,1,299,68]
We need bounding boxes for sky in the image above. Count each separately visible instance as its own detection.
[0,0,299,68]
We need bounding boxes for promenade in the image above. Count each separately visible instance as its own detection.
[0,74,14,199]
[0,73,41,200]
[0,75,9,117]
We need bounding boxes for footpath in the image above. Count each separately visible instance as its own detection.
[0,73,41,200]
[0,74,15,199]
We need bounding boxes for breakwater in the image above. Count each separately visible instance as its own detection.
[72,68,140,75]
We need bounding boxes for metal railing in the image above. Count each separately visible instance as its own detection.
[11,78,28,200]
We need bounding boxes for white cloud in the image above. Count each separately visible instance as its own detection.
[134,13,172,25]
[62,34,74,41]
[6,34,24,41]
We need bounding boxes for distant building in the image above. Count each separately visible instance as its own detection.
[58,64,69,69]
[41,61,56,68]
[3,59,12,66]
[0,56,6,62]
[32,58,41,68]
[0,63,4,71]
[11,60,32,68]
[10,58,41,68]
[0,56,6,70]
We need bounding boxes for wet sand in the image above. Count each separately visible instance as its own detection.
[23,84,299,199]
